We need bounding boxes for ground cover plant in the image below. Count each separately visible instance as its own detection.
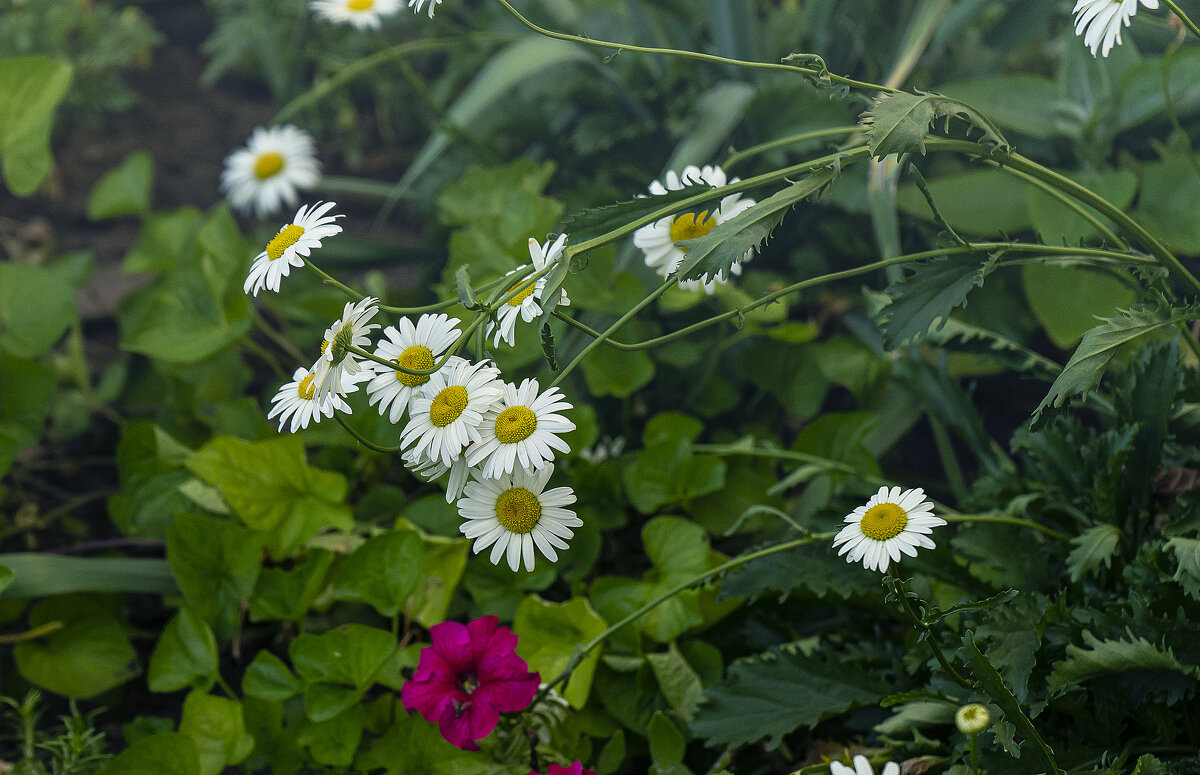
[2,0,1200,773]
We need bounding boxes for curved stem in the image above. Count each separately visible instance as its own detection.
[302,257,364,301]
[0,620,64,645]
[1161,0,1200,41]
[333,413,401,454]
[892,578,973,690]
[993,166,1127,249]
[722,126,861,170]
[940,513,1070,542]
[493,0,895,93]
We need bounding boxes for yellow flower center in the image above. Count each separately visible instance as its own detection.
[297,372,316,400]
[507,281,537,307]
[266,224,306,261]
[860,502,908,541]
[394,346,434,388]
[669,210,717,251]
[347,0,375,8]
[495,487,541,534]
[253,151,284,180]
[429,385,468,427]
[494,406,537,444]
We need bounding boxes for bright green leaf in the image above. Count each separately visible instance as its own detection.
[87,151,154,220]
[332,530,424,617]
[0,263,77,359]
[177,691,255,775]
[289,624,396,691]
[98,732,200,775]
[861,90,1008,158]
[1023,264,1136,349]
[14,594,139,698]
[1066,524,1123,582]
[166,513,264,639]
[647,644,705,722]
[514,595,607,708]
[0,55,72,196]
[148,608,218,693]
[296,705,364,767]
[243,651,302,701]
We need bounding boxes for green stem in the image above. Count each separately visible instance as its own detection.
[940,513,1070,542]
[314,176,405,201]
[302,256,364,301]
[251,308,307,363]
[215,673,238,700]
[333,413,401,454]
[0,620,64,644]
[1161,0,1200,41]
[929,417,966,500]
[994,166,1127,249]
[493,0,894,93]
[722,126,861,170]
[968,732,980,775]
[532,533,834,706]
[892,578,973,690]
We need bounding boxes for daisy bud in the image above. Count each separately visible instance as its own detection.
[955,703,990,735]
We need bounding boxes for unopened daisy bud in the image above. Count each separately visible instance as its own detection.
[955,703,990,735]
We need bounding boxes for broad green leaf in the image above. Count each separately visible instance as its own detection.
[177,691,255,775]
[1046,630,1199,696]
[108,422,193,539]
[648,711,687,771]
[1111,47,1200,132]
[148,608,219,693]
[896,168,1032,235]
[123,207,204,274]
[1026,169,1137,248]
[0,565,11,594]
[0,355,55,477]
[1133,153,1200,255]
[879,253,999,348]
[1132,754,1170,775]
[331,530,424,617]
[13,594,139,698]
[596,729,626,774]
[289,624,396,692]
[1022,264,1136,349]
[1066,524,1123,582]
[647,644,705,722]
[98,732,200,775]
[409,531,470,627]
[242,651,302,701]
[861,90,1009,158]
[166,513,264,639]
[741,339,828,420]
[676,171,838,285]
[0,55,72,196]
[938,75,1069,139]
[514,595,607,708]
[581,342,655,398]
[87,151,154,220]
[0,554,177,598]
[295,705,364,767]
[622,438,725,514]
[1033,298,1197,423]
[690,645,886,749]
[353,713,493,775]
[248,549,335,623]
[0,263,77,359]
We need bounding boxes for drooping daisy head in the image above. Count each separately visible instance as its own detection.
[408,0,442,17]
[366,314,462,424]
[632,164,756,294]
[828,755,899,775]
[832,486,946,573]
[486,235,572,348]
[400,357,504,468]
[267,366,353,433]
[244,202,343,297]
[457,464,580,572]
[311,0,401,28]
[310,297,381,402]
[466,378,575,479]
[221,125,320,219]
[1072,0,1159,57]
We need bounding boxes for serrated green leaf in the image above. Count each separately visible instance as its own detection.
[1046,630,1199,696]
[861,90,1009,158]
[1066,524,1122,582]
[564,185,705,244]
[676,171,837,285]
[1166,537,1200,600]
[879,253,999,349]
[927,589,1019,624]
[148,608,218,693]
[0,55,72,196]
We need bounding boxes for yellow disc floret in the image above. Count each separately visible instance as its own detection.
[253,151,285,180]
[347,0,375,8]
[860,502,907,541]
[495,487,541,533]
[669,210,717,251]
[507,281,537,307]
[297,372,316,400]
[494,405,537,444]
[394,346,435,387]
[429,385,469,427]
[266,224,306,261]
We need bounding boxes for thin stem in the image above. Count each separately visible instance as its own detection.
[994,166,1127,249]
[941,513,1070,542]
[493,0,895,93]
[252,308,307,363]
[892,578,973,690]
[968,732,980,775]
[929,417,966,499]
[1161,0,1200,41]
[214,673,238,700]
[302,256,364,301]
[314,176,405,201]
[333,413,401,454]
[722,126,861,170]
[0,621,64,645]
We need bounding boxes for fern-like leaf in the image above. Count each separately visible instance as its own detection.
[1046,630,1199,697]
[861,91,1010,158]
[878,252,1000,349]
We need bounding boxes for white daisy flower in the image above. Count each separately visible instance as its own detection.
[632,164,756,295]
[366,314,461,424]
[404,448,474,503]
[244,202,343,296]
[829,755,899,775]
[311,0,400,28]
[487,235,571,348]
[832,486,946,573]
[310,297,381,403]
[267,366,352,433]
[457,464,580,572]
[1073,0,1158,57]
[466,378,575,479]
[400,357,504,468]
[221,125,320,219]
[408,0,442,16]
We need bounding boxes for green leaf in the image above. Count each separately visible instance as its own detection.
[938,74,1070,140]
[564,185,704,244]
[648,711,687,768]
[861,90,1009,158]
[98,732,200,775]
[454,265,477,310]
[353,713,493,775]
[0,565,11,595]
[717,541,879,604]
[1134,153,1200,255]
[87,151,154,220]
[741,339,828,420]
[1066,524,1123,582]
[647,644,706,723]
[242,651,302,701]
[514,595,608,708]
[166,513,264,639]
[596,729,626,774]
[13,594,140,698]
[108,422,193,540]
[407,529,470,627]
[0,55,72,196]
[622,438,725,514]
[0,554,177,598]
[581,342,655,398]
[331,530,424,617]
[177,691,255,775]
[123,207,204,274]
[1022,264,1137,349]
[290,624,396,697]
[1131,754,1170,775]
[0,354,53,475]
[665,80,756,170]
[1033,298,1197,423]
[248,549,335,623]
[296,705,364,767]
[1166,537,1200,600]
[880,253,999,349]
[1027,169,1137,248]
[690,645,886,749]
[148,608,218,693]
[0,263,77,359]
[1046,630,1200,696]
[896,168,1032,236]
[676,171,837,285]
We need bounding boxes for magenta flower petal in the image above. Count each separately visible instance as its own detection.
[471,671,540,713]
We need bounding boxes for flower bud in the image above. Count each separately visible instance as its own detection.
[955,703,990,735]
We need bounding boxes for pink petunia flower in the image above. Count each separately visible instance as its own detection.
[401,615,540,750]
[532,763,599,775]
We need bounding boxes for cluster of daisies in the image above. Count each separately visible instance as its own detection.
[246,200,579,573]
